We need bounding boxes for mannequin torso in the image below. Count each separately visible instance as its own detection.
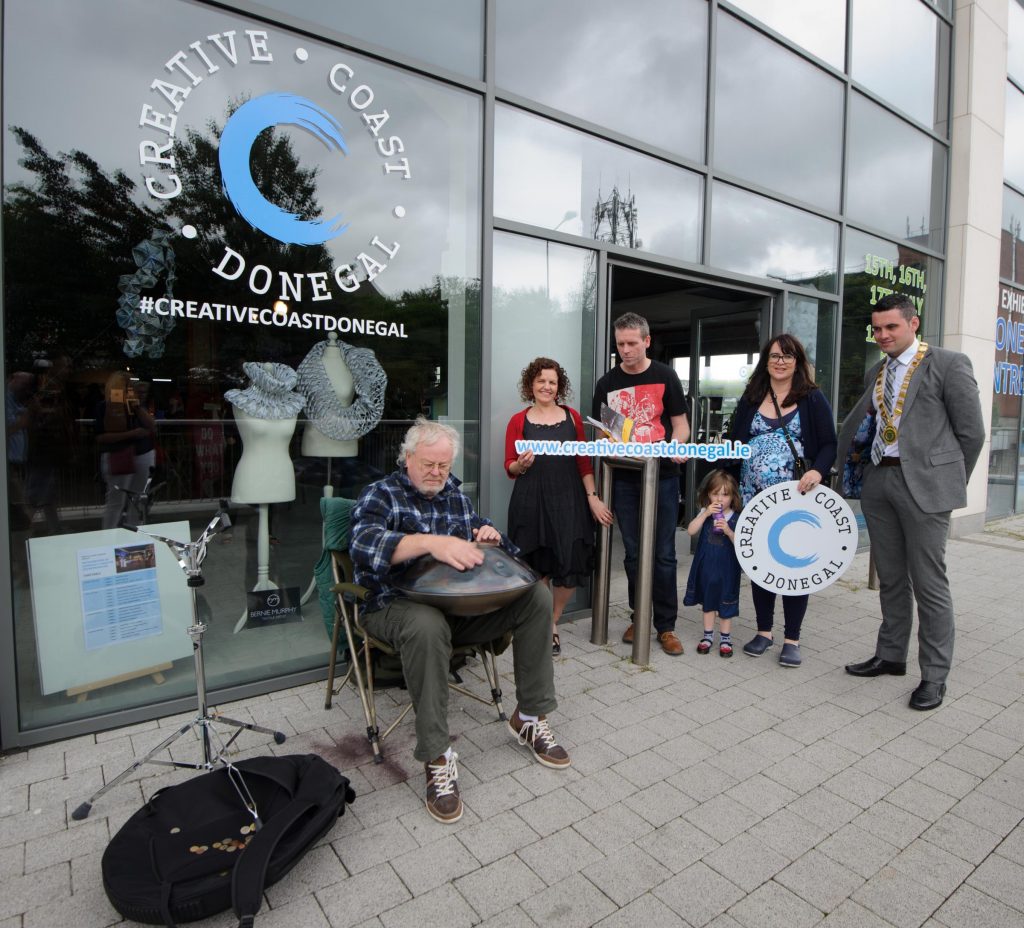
[231,407,298,503]
[301,334,358,457]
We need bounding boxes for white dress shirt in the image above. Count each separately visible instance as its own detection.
[873,338,921,459]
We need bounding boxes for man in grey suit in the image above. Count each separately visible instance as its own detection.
[840,293,984,711]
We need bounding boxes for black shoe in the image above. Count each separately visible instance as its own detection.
[909,681,946,711]
[844,656,907,677]
[742,634,773,657]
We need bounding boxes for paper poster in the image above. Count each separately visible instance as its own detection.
[77,543,163,650]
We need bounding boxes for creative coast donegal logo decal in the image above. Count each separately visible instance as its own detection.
[125,27,413,351]
[735,482,857,593]
[218,92,349,246]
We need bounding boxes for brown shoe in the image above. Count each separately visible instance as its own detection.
[658,631,684,656]
[425,751,462,823]
[508,710,571,769]
[622,624,635,644]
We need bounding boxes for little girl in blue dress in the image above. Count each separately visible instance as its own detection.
[683,469,742,657]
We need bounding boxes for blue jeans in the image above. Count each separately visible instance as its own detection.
[612,474,679,634]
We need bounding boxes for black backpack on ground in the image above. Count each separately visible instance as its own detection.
[102,753,355,927]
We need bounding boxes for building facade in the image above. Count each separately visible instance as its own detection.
[0,0,1015,747]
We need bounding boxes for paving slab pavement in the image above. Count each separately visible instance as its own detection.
[2,514,1023,928]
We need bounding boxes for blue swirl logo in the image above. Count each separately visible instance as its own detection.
[766,510,820,569]
[218,93,348,245]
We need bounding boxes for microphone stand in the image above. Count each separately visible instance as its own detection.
[72,509,287,820]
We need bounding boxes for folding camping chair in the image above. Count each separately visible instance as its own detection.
[317,497,511,764]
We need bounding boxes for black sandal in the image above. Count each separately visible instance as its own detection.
[552,633,561,656]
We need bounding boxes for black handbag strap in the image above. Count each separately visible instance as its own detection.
[231,794,317,927]
[231,758,345,927]
[768,389,806,477]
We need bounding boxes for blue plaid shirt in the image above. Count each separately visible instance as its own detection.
[351,468,515,612]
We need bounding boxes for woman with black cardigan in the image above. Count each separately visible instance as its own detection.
[726,333,837,668]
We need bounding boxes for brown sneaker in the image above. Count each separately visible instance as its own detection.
[424,751,462,824]
[508,710,571,769]
[658,631,684,656]
[622,624,635,644]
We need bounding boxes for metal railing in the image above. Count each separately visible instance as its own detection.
[590,456,660,665]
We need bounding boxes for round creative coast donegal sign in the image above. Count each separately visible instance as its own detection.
[735,482,857,593]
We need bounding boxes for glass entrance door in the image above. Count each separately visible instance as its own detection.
[683,305,766,523]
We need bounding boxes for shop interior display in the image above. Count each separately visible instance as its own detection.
[226,362,305,633]
[296,335,387,604]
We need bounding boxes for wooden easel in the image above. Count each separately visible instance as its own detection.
[65,661,172,702]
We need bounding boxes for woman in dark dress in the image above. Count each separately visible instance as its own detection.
[726,334,837,668]
[505,358,613,654]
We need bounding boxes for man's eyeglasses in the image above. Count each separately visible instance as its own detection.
[768,353,796,364]
[416,459,452,475]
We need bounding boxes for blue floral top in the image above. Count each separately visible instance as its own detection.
[740,410,805,505]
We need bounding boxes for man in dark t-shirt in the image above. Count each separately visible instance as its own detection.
[592,312,689,655]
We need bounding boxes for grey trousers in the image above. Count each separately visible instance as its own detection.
[861,464,954,683]
[361,582,556,762]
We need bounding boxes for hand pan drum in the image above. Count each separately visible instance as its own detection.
[395,543,539,616]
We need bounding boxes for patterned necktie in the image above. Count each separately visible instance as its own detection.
[870,358,897,465]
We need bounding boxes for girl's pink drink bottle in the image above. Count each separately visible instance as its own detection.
[712,510,725,534]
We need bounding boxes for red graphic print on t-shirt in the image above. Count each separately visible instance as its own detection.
[607,384,666,442]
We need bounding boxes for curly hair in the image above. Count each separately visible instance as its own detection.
[397,416,460,465]
[742,333,818,407]
[518,357,572,404]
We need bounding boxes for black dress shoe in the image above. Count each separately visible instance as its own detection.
[845,656,907,677]
[909,681,946,711]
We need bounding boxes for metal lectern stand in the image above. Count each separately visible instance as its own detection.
[72,509,287,821]
[590,456,660,665]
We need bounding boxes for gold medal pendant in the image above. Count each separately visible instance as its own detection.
[881,424,898,444]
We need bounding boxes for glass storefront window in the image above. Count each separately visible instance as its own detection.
[851,0,947,131]
[785,296,837,403]
[494,106,703,264]
[488,232,597,531]
[846,93,947,251]
[1001,186,1024,286]
[715,12,843,211]
[3,0,481,732]
[726,0,846,70]
[1006,85,1024,192]
[708,182,838,292]
[494,0,708,160]
[838,228,941,420]
[1010,0,1024,88]
[251,0,483,79]
[988,284,1024,518]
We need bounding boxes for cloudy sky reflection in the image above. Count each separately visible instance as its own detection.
[846,94,945,250]
[715,12,843,211]
[727,0,846,69]
[495,0,707,159]
[709,182,838,290]
[494,106,702,263]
